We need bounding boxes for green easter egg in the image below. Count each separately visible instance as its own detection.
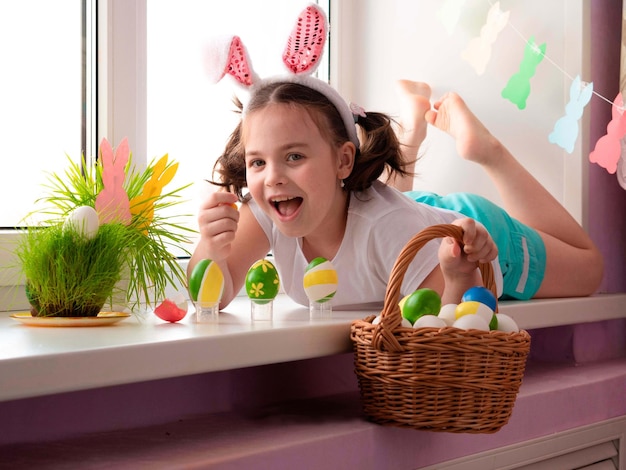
[401,288,442,325]
[245,259,280,304]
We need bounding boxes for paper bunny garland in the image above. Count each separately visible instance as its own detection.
[205,3,361,149]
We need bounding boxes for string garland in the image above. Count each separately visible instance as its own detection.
[440,0,625,185]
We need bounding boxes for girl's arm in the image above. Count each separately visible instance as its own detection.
[189,192,270,309]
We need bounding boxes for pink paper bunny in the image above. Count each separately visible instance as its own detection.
[589,92,626,174]
[95,137,132,225]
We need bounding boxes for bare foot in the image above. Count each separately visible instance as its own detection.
[396,80,432,149]
[425,92,500,165]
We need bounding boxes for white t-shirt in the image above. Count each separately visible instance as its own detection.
[248,180,502,310]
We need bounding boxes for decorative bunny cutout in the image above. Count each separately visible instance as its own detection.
[462,2,510,76]
[95,137,132,225]
[501,37,546,110]
[589,92,626,174]
[204,3,360,148]
[548,75,593,154]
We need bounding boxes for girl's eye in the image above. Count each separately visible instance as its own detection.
[287,153,303,162]
[248,159,265,168]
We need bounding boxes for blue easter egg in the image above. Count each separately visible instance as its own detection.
[461,286,497,311]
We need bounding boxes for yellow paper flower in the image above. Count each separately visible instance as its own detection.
[130,154,179,233]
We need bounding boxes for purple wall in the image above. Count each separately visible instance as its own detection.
[589,0,626,293]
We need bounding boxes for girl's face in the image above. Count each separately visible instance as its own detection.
[243,103,354,243]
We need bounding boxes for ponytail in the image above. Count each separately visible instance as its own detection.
[344,112,414,192]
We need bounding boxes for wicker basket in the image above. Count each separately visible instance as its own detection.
[350,224,531,433]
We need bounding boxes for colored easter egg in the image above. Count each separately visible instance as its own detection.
[303,257,337,303]
[64,205,100,240]
[189,259,224,304]
[153,294,188,323]
[455,301,493,323]
[246,259,280,304]
[401,288,442,325]
[462,286,497,312]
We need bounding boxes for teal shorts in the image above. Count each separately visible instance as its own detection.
[405,191,546,300]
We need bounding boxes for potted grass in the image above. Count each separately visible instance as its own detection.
[15,137,194,317]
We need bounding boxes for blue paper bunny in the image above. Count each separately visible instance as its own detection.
[548,75,593,154]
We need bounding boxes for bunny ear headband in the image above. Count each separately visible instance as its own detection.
[205,3,363,149]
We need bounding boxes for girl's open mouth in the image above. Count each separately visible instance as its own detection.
[271,196,303,217]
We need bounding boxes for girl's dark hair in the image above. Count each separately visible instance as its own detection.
[211,81,413,199]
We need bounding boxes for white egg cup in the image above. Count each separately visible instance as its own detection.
[250,300,273,322]
[309,299,332,320]
[195,301,220,323]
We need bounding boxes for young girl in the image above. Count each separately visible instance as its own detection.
[189,77,603,310]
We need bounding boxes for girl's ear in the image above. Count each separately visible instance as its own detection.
[336,141,356,180]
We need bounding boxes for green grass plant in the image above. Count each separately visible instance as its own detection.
[18,222,130,317]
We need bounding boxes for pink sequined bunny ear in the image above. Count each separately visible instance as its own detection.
[205,35,257,87]
[282,4,327,75]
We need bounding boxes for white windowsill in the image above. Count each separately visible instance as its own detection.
[1,292,625,403]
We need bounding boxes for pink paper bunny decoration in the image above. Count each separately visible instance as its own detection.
[204,3,360,149]
[589,92,626,174]
[95,137,132,225]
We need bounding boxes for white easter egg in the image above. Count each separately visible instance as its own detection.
[495,313,519,333]
[452,314,490,331]
[437,304,457,326]
[371,316,412,328]
[65,206,100,239]
[413,315,447,329]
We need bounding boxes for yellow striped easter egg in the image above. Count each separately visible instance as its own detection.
[303,257,337,303]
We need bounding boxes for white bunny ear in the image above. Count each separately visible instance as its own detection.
[282,4,327,75]
[205,35,257,87]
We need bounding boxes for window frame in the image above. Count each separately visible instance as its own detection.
[0,0,333,312]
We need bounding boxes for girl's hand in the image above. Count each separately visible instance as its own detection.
[196,191,240,262]
[438,218,498,278]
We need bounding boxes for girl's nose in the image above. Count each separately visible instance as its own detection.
[265,163,287,186]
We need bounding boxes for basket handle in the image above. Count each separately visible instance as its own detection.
[371,224,497,352]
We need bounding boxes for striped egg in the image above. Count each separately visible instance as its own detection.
[245,259,280,304]
[188,259,224,304]
[303,257,337,303]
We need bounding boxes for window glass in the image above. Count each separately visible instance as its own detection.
[0,0,82,227]
[146,0,329,247]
